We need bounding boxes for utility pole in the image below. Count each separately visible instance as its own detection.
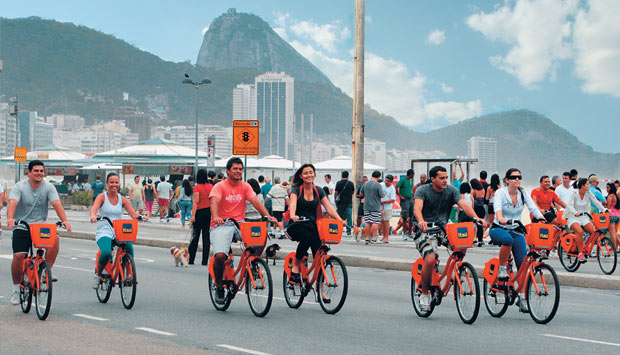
[351,0,365,225]
[310,114,314,163]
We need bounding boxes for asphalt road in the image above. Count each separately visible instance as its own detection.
[1,237,619,354]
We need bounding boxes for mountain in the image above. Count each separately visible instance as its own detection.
[417,110,620,178]
[196,9,331,84]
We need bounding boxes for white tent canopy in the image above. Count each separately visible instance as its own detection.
[94,138,209,158]
[81,163,123,170]
[211,155,300,169]
[313,156,386,171]
[1,145,85,162]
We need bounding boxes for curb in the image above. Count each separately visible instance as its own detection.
[6,228,619,291]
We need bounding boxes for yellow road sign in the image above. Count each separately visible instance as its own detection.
[14,147,27,162]
[233,120,260,156]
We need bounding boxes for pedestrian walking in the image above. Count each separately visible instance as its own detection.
[363,171,386,244]
[129,175,144,215]
[335,171,355,235]
[380,175,396,243]
[267,177,288,238]
[157,176,172,222]
[178,179,193,227]
[143,179,155,220]
[189,169,212,265]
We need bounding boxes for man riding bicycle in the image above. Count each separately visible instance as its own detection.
[6,160,72,305]
[209,157,277,304]
[413,166,486,311]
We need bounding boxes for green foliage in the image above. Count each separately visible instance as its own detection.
[70,191,91,206]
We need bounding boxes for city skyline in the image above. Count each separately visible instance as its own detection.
[1,1,619,154]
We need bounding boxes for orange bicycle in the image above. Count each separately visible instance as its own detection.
[283,217,348,314]
[207,220,273,317]
[410,222,481,324]
[93,216,139,309]
[483,221,560,324]
[17,220,64,320]
[557,212,617,274]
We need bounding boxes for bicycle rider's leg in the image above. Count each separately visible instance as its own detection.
[44,237,60,267]
[510,231,527,270]
[11,229,31,285]
[209,223,236,286]
[125,242,134,257]
[415,231,439,294]
[570,222,584,252]
[489,227,513,266]
[96,237,113,275]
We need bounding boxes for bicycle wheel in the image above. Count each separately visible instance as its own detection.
[20,278,33,314]
[317,256,348,314]
[454,262,480,324]
[558,245,580,272]
[96,274,112,303]
[208,273,231,311]
[411,277,434,317]
[483,279,509,318]
[246,258,273,317]
[282,271,305,308]
[119,254,137,309]
[35,261,53,320]
[596,237,617,275]
[526,263,560,324]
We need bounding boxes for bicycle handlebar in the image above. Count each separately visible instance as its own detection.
[15,220,67,230]
[96,215,143,227]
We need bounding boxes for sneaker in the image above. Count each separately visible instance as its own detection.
[419,293,432,311]
[478,242,484,247]
[517,295,529,313]
[578,252,587,263]
[289,272,302,285]
[365,238,370,245]
[10,291,19,305]
[92,274,101,289]
[497,265,509,281]
[215,287,226,305]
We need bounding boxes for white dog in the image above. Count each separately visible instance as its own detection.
[170,247,189,267]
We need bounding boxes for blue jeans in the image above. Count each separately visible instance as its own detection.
[179,200,192,223]
[489,227,527,270]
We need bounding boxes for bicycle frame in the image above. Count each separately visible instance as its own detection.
[21,250,46,292]
[493,253,548,298]
[209,247,264,294]
[413,251,472,299]
[97,243,130,286]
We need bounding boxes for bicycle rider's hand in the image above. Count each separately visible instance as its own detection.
[7,218,15,228]
[90,215,97,223]
[575,212,581,217]
[418,220,428,232]
[291,215,299,222]
[266,215,278,224]
[499,217,508,225]
[141,215,149,222]
[477,218,488,229]
[63,221,72,232]
[214,217,225,225]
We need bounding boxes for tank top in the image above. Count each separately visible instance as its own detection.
[144,185,155,202]
[462,193,473,207]
[95,192,123,241]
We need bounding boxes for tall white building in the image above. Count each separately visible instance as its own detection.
[0,103,17,156]
[152,125,233,158]
[255,72,294,159]
[232,84,256,121]
[45,114,85,131]
[468,136,497,178]
[52,120,138,154]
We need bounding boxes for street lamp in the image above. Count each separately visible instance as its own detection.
[183,74,211,181]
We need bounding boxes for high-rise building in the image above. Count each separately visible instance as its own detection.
[152,124,233,158]
[232,84,256,121]
[45,114,85,131]
[0,103,17,156]
[254,72,294,159]
[116,107,152,142]
[33,118,53,150]
[16,111,53,150]
[468,136,497,178]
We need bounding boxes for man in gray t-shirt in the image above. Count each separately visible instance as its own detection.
[7,160,72,305]
[361,171,386,244]
[413,166,485,312]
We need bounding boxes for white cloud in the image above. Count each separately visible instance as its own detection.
[467,0,578,87]
[290,20,350,53]
[441,83,454,93]
[273,27,288,40]
[573,0,620,97]
[427,29,446,45]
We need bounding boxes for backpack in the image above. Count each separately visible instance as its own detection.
[283,184,323,223]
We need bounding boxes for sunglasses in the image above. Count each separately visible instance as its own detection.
[507,175,523,180]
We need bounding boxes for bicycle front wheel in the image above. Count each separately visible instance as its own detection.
[596,237,617,275]
[35,261,53,320]
[483,278,509,318]
[96,274,112,303]
[282,271,305,308]
[119,254,137,309]
[527,263,560,324]
[317,256,348,314]
[208,274,231,311]
[246,258,273,317]
[558,245,580,272]
[20,277,33,314]
[454,262,480,324]
[411,277,434,317]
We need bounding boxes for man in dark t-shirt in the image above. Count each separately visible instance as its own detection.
[335,171,354,234]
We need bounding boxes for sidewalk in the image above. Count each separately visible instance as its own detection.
[3,209,619,290]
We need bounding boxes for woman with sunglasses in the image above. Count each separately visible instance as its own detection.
[564,178,606,262]
[490,169,545,311]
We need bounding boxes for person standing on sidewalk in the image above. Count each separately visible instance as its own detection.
[260,176,273,216]
[129,175,144,216]
[379,175,396,243]
[363,171,386,244]
[324,174,336,209]
[189,169,213,265]
[7,160,72,304]
[91,175,105,202]
[267,177,288,238]
[334,171,354,235]
[157,176,172,222]
[143,179,155,220]
[178,179,193,227]
[356,176,368,227]
[396,169,414,239]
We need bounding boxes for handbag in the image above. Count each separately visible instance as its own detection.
[335,180,351,204]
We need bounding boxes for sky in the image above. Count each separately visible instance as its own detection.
[2,0,619,153]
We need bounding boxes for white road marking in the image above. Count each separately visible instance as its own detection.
[0,254,12,260]
[54,265,92,272]
[541,334,620,347]
[73,313,108,321]
[0,296,4,299]
[69,248,96,253]
[134,257,154,263]
[217,344,271,355]
[135,327,176,336]
[340,249,382,254]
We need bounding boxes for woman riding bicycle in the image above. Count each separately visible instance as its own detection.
[564,178,606,262]
[490,169,545,294]
[287,164,341,284]
[90,172,142,288]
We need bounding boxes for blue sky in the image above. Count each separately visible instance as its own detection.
[2,0,619,153]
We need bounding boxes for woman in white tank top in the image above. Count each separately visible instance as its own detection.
[89,172,142,288]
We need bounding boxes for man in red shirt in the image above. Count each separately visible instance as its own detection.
[209,157,276,304]
[531,175,566,225]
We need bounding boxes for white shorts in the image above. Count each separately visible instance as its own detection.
[209,222,241,254]
[381,209,392,221]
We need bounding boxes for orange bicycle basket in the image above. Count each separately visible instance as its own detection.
[556,210,567,226]
[113,219,138,242]
[561,233,576,252]
[29,223,58,248]
[240,221,267,247]
[445,222,475,250]
[525,223,554,250]
[592,213,610,230]
[317,219,343,244]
